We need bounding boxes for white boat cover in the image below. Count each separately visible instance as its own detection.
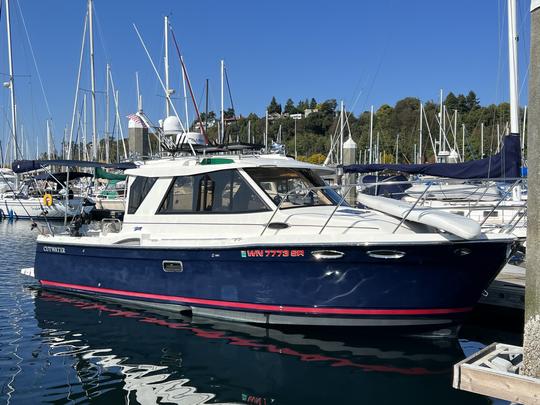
[357,193,482,240]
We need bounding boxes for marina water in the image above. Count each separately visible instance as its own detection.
[0,220,519,404]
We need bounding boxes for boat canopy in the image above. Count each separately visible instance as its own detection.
[12,159,137,174]
[34,171,93,185]
[344,135,521,179]
[95,167,127,181]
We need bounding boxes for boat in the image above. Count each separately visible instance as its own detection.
[22,144,515,335]
[0,171,94,219]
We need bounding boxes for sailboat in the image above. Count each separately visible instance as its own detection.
[345,0,526,240]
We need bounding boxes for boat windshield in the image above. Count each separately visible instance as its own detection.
[244,167,344,208]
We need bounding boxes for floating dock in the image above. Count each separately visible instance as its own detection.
[480,264,525,310]
[453,343,540,404]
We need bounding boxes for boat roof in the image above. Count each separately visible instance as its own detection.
[125,154,335,178]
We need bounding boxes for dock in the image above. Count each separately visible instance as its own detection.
[480,264,525,310]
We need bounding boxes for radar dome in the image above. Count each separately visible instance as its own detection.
[163,116,183,135]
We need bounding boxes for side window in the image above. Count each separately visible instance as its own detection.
[127,176,157,214]
[157,170,268,214]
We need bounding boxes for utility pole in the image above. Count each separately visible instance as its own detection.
[523,0,540,378]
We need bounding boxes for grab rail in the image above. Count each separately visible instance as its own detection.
[392,182,432,234]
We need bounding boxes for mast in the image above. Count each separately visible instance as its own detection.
[419,102,423,163]
[46,119,51,159]
[205,78,209,134]
[68,11,88,160]
[88,0,98,161]
[181,56,189,129]
[164,16,171,117]
[136,71,142,112]
[462,123,465,162]
[481,122,484,157]
[83,93,88,160]
[5,0,18,162]
[340,100,344,165]
[220,60,225,143]
[507,0,520,135]
[369,105,374,164]
[105,63,110,163]
[265,110,268,152]
[438,89,443,159]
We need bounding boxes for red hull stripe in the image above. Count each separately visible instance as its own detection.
[40,280,473,316]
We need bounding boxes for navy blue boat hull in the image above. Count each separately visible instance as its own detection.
[34,239,512,329]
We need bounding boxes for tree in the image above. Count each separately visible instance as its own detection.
[319,99,337,114]
[284,98,297,114]
[297,99,308,112]
[457,94,468,113]
[309,98,317,109]
[268,97,282,114]
[224,108,235,119]
[445,92,458,111]
[466,91,480,111]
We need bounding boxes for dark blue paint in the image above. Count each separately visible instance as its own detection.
[35,239,511,324]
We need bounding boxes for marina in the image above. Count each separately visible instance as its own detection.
[0,0,539,403]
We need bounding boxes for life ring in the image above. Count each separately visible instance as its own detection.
[43,194,53,207]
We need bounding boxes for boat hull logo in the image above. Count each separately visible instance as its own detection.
[43,246,66,254]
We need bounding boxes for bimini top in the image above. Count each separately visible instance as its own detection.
[124,154,335,178]
[12,159,137,174]
[344,134,521,179]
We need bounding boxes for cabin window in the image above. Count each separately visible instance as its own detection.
[127,176,157,214]
[157,169,269,214]
[244,167,343,209]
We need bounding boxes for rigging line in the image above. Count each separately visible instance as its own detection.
[168,24,207,142]
[224,67,235,115]
[14,0,52,119]
[90,2,109,62]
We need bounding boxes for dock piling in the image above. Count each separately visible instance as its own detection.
[523,0,540,378]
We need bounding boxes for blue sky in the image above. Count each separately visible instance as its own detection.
[0,0,532,156]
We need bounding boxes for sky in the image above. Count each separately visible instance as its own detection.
[0,0,532,157]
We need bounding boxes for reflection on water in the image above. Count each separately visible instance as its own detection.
[0,220,499,404]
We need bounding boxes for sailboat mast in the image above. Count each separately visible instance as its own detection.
[369,105,374,164]
[5,0,18,161]
[419,102,423,163]
[88,0,98,160]
[105,63,110,163]
[181,56,189,129]
[164,16,171,117]
[507,0,520,135]
[340,100,344,165]
[220,60,225,144]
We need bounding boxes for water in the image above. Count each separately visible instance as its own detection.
[0,220,520,405]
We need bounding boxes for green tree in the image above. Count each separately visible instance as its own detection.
[284,98,297,114]
[466,91,480,111]
[445,92,458,111]
[268,97,282,114]
[309,98,317,109]
[319,99,337,114]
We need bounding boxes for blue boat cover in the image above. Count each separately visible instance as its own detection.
[344,135,521,179]
[12,159,137,174]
